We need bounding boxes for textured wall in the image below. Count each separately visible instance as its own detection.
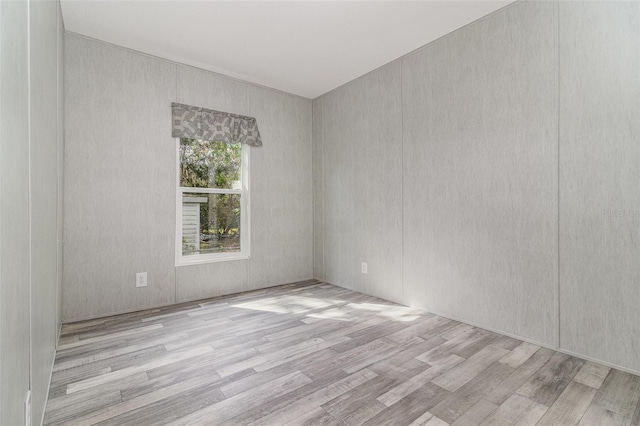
[559,1,640,372]
[0,0,64,423]
[246,85,313,290]
[320,62,404,304]
[64,36,178,320]
[30,0,65,421]
[63,34,312,321]
[402,0,558,346]
[0,1,32,424]
[314,0,640,373]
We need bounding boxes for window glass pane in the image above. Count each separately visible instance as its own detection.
[179,138,242,190]
[182,193,241,256]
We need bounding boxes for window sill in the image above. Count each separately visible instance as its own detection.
[176,253,250,267]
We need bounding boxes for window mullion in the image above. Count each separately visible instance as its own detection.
[180,187,242,195]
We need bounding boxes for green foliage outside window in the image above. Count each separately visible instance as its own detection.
[180,138,242,254]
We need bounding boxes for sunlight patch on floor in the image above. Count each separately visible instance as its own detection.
[231,293,421,323]
[231,295,339,314]
[347,303,422,322]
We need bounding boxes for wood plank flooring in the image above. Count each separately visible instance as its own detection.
[44,280,640,425]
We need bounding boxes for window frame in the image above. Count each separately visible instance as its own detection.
[175,137,250,266]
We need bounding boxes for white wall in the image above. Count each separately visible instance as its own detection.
[63,34,313,321]
[313,0,640,374]
[0,0,65,424]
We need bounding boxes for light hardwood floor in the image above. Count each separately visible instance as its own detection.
[44,280,640,425]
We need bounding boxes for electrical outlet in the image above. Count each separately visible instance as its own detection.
[361,262,368,274]
[136,272,147,288]
[25,390,31,426]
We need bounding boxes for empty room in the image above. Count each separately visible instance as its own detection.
[1,0,639,424]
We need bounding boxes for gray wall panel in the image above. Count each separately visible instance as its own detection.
[0,1,32,423]
[247,86,313,290]
[63,35,313,320]
[176,260,248,302]
[559,1,640,371]
[1,0,64,423]
[401,0,558,346]
[177,65,248,115]
[30,0,64,420]
[321,62,403,304]
[63,36,177,321]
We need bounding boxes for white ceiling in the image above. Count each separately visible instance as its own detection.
[60,1,514,99]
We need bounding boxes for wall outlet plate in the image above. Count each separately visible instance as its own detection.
[361,262,368,274]
[136,272,147,287]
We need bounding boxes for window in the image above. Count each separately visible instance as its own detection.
[176,137,249,265]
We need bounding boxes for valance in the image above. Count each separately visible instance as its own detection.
[171,102,262,147]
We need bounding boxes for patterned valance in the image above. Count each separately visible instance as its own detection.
[171,102,262,147]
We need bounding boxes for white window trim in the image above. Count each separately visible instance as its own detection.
[175,138,250,266]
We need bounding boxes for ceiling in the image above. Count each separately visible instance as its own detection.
[60,1,514,99]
